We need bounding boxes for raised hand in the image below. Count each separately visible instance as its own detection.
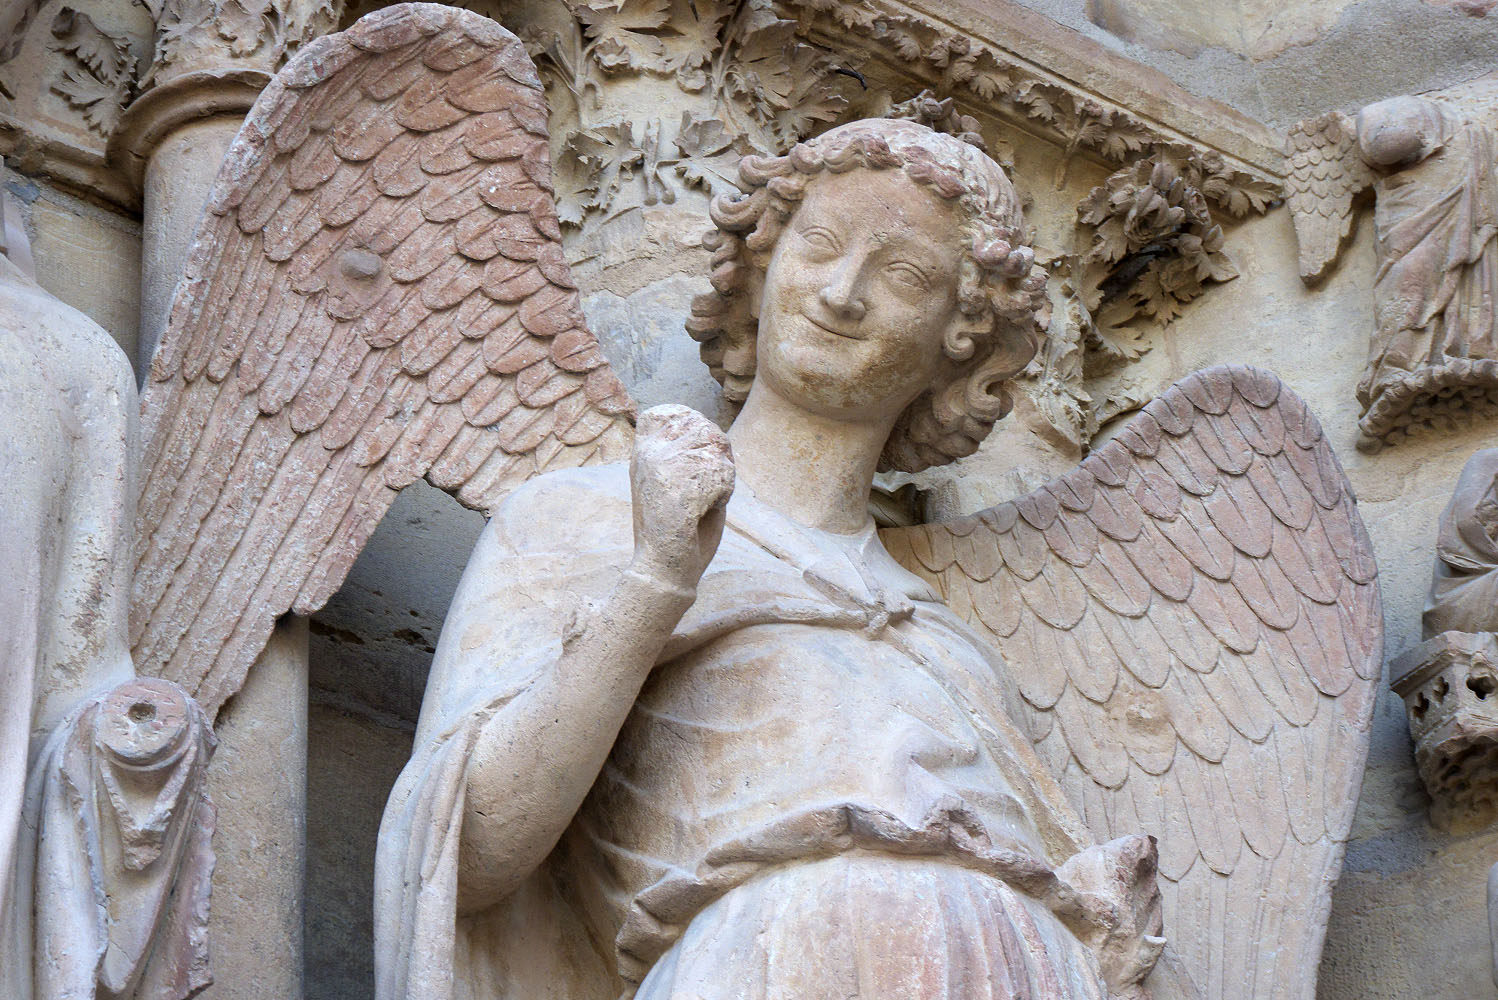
[628,405,736,595]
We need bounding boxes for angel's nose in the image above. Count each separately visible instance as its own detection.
[819,265,867,321]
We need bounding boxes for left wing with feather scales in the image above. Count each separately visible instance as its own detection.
[881,365,1381,1000]
[131,3,634,716]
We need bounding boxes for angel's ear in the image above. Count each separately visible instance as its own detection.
[948,314,1036,380]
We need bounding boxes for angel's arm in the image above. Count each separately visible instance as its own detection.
[19,273,137,728]
[457,406,733,914]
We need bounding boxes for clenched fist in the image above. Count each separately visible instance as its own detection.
[629,405,735,594]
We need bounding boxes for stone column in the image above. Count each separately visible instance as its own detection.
[200,617,309,1000]
[110,0,341,369]
[124,107,252,368]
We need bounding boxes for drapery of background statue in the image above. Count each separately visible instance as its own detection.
[130,5,1380,1000]
[1286,95,1498,452]
[0,179,215,1000]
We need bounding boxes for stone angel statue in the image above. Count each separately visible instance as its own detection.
[1285,97,1498,449]
[0,173,216,999]
[127,5,1380,999]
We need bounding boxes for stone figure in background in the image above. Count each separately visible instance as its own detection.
[1391,448,1498,829]
[1424,447,1498,637]
[1392,448,1498,978]
[0,173,216,998]
[126,6,1380,999]
[1286,96,1498,450]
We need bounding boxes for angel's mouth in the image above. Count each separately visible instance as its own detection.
[803,313,864,340]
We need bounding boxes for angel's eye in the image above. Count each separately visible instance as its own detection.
[885,261,929,291]
[798,227,840,254]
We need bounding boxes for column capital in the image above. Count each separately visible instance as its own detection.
[109,0,341,192]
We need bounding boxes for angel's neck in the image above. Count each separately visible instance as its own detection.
[727,380,892,535]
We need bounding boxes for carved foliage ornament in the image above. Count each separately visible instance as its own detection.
[134,0,342,89]
[780,0,1280,218]
[522,0,852,225]
[1033,152,1239,449]
[49,8,138,137]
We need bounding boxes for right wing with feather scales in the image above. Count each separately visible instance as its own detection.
[882,366,1381,1000]
[131,3,634,716]
[1285,111,1377,284]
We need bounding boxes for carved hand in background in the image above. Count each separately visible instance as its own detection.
[629,404,735,595]
[1056,835,1167,1000]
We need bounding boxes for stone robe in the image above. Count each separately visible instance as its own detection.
[376,463,1145,1000]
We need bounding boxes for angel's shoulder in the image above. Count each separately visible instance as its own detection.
[488,462,633,555]
[0,262,134,414]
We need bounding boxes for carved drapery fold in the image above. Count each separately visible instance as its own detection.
[0,678,216,1000]
[1393,448,1498,832]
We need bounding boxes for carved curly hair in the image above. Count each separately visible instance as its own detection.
[686,118,1051,473]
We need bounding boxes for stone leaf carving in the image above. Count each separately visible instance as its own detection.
[885,89,1011,164]
[1287,96,1498,450]
[519,0,850,225]
[49,8,138,137]
[131,2,634,716]
[1073,156,1239,336]
[783,0,1280,219]
[1032,153,1239,449]
[882,366,1383,1000]
[134,0,342,89]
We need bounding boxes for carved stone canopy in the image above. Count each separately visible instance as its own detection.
[1392,631,1498,832]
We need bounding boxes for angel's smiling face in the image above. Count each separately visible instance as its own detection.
[754,168,972,422]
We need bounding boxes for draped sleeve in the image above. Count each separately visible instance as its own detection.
[375,465,638,1000]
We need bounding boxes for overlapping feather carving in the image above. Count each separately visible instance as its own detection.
[130,3,634,715]
[881,366,1381,1000]
[1285,111,1376,284]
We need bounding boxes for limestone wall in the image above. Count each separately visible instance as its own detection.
[1014,0,1498,127]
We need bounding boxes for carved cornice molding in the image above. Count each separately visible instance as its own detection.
[480,0,1284,231]
[0,114,139,210]
[783,0,1284,216]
